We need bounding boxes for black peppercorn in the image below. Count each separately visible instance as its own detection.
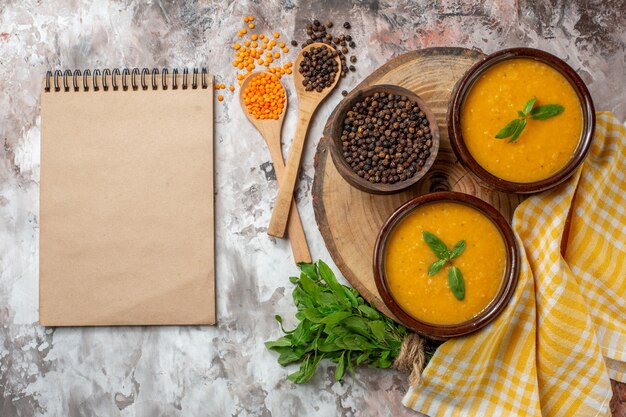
[341,90,348,96]
[300,45,339,92]
[340,93,432,184]
[350,56,357,63]
[299,20,358,79]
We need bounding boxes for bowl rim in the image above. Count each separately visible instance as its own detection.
[326,84,440,195]
[372,191,520,339]
[448,47,596,193]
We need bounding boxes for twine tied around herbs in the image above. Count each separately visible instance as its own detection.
[392,332,427,386]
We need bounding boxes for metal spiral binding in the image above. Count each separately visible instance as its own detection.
[44,67,209,92]
[102,69,111,90]
[83,69,91,91]
[151,68,159,90]
[93,69,101,91]
[63,70,71,91]
[172,68,178,89]
[161,68,169,89]
[121,68,130,90]
[111,68,120,90]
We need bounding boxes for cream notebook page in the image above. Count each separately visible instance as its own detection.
[39,70,215,326]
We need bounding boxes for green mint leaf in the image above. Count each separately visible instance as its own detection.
[332,326,351,338]
[422,231,450,260]
[299,275,321,298]
[356,351,371,365]
[287,368,304,383]
[343,287,359,308]
[369,320,387,343]
[317,260,337,285]
[315,292,341,312]
[495,118,523,139]
[370,355,393,368]
[338,334,376,351]
[310,323,323,333]
[278,349,305,365]
[523,97,537,115]
[496,98,564,143]
[508,118,527,142]
[291,320,314,346]
[318,260,351,307]
[298,262,318,281]
[448,267,465,301]
[288,353,322,383]
[293,287,314,310]
[530,104,565,120]
[335,353,346,381]
[342,316,371,338]
[346,351,356,381]
[265,336,293,349]
[274,315,295,334]
[428,259,447,276]
[320,311,352,326]
[302,308,325,323]
[449,240,466,259]
[357,305,380,320]
[317,339,341,352]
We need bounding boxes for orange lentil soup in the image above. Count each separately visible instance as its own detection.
[461,58,583,183]
[385,202,506,325]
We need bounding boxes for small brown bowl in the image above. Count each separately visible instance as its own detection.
[326,84,440,195]
[448,47,595,193]
[373,192,520,339]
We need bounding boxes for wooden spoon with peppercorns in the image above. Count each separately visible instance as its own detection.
[239,70,312,264]
[267,42,342,238]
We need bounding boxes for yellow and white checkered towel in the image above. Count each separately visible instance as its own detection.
[403,112,626,416]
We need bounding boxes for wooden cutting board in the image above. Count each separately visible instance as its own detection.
[312,47,526,318]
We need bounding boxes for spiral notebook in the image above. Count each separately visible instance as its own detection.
[39,68,215,326]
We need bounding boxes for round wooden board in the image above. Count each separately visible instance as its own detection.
[312,47,526,318]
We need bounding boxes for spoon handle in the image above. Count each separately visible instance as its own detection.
[263,128,312,263]
[267,106,313,238]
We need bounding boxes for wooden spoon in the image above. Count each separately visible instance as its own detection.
[267,43,342,238]
[239,71,311,263]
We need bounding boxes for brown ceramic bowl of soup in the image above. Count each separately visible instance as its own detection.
[448,48,595,193]
[373,192,519,339]
[327,84,440,194]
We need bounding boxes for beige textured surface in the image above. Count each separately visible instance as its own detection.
[40,76,215,325]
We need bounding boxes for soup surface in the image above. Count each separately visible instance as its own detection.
[385,201,506,325]
[461,58,582,183]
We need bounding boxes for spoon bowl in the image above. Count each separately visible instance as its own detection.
[292,42,342,105]
[240,70,288,134]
